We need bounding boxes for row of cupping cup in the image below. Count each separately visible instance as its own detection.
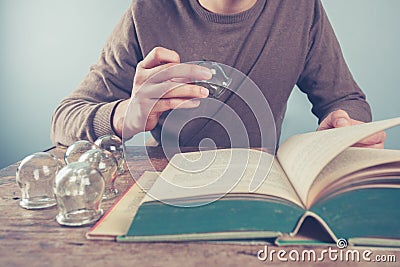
[15,135,126,226]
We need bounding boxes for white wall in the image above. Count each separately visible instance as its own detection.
[0,0,132,168]
[1,0,399,168]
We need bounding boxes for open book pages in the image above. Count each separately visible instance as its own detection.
[307,147,400,207]
[141,148,303,207]
[277,117,400,205]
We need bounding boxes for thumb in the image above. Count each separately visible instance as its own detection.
[331,110,352,128]
[334,117,351,128]
[318,109,352,131]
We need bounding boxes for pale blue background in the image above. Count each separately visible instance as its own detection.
[0,0,399,168]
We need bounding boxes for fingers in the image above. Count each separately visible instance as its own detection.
[151,98,201,113]
[147,63,212,83]
[135,47,212,86]
[134,47,182,86]
[160,84,209,99]
[353,142,385,149]
[331,110,352,128]
[128,47,211,134]
[139,47,180,69]
[317,110,386,149]
[134,48,212,99]
[353,131,386,148]
[318,109,352,131]
[140,82,209,99]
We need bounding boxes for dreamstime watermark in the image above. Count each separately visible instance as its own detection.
[257,239,397,263]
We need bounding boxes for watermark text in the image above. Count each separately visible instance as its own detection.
[257,239,397,263]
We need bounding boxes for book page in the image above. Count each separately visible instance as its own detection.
[323,173,400,196]
[277,117,400,204]
[232,159,303,207]
[312,165,400,203]
[143,148,303,207]
[307,148,400,207]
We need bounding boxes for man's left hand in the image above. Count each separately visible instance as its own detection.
[317,109,386,149]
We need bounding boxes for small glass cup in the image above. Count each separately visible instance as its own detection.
[78,148,118,200]
[64,140,98,165]
[54,162,105,226]
[94,135,126,175]
[193,61,233,99]
[16,152,62,209]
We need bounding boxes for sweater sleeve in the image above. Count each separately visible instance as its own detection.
[50,5,142,146]
[297,0,372,124]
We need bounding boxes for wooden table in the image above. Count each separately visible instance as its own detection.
[1,147,399,267]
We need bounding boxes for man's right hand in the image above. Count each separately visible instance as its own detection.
[112,47,212,139]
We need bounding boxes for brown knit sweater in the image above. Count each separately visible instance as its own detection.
[51,0,371,148]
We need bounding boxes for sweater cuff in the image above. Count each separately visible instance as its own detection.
[319,100,372,124]
[92,100,123,141]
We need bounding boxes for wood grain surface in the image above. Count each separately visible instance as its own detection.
[0,147,398,267]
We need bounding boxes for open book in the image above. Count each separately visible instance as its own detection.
[87,117,400,247]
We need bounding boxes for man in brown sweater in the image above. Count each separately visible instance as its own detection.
[51,0,386,149]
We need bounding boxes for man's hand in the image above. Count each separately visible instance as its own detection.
[112,47,212,139]
[317,109,386,149]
